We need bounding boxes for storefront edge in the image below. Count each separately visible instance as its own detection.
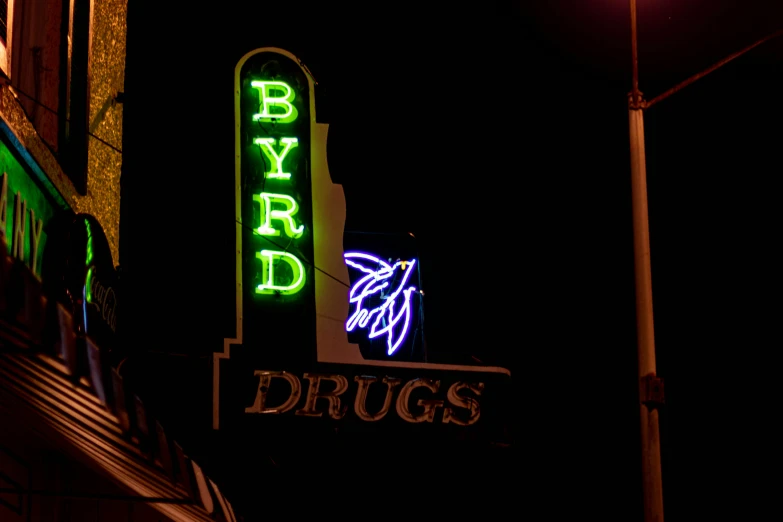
[0,117,238,520]
[0,246,239,521]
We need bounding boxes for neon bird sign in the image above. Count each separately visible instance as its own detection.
[344,252,418,356]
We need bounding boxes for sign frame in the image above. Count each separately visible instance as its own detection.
[213,47,510,431]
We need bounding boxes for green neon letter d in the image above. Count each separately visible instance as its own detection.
[256,249,306,295]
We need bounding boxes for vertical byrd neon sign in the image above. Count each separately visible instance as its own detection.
[213,47,317,431]
[240,58,312,298]
[251,82,305,294]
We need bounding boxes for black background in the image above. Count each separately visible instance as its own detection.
[121,1,781,519]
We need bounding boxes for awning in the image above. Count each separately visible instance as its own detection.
[0,352,220,522]
[1,253,238,522]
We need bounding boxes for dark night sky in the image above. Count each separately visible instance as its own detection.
[520,2,781,519]
[122,1,781,519]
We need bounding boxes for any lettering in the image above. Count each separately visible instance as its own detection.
[295,373,349,419]
[245,371,302,414]
[0,173,7,233]
[29,208,43,275]
[251,81,298,123]
[395,378,444,423]
[442,382,484,426]
[353,375,401,422]
[12,193,25,262]
[255,250,306,295]
[254,137,299,179]
[254,192,304,238]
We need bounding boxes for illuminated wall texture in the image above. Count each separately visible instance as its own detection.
[0,0,127,266]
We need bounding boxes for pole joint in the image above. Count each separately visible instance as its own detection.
[628,91,647,110]
[641,374,665,409]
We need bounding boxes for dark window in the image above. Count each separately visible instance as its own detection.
[11,0,64,165]
[0,1,8,43]
[6,0,91,195]
[59,0,90,195]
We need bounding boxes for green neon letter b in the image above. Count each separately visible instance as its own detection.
[251,81,298,123]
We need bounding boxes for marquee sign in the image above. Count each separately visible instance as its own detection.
[213,48,511,440]
[0,138,58,278]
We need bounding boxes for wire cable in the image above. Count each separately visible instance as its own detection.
[5,84,122,154]
[6,81,430,348]
[4,82,357,292]
[234,217,351,289]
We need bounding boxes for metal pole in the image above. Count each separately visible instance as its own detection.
[628,1,664,521]
[630,0,641,104]
[646,28,783,109]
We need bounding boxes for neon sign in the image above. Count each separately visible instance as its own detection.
[0,141,57,278]
[215,48,511,436]
[250,80,306,295]
[253,137,299,179]
[256,249,305,295]
[251,80,298,122]
[343,252,417,356]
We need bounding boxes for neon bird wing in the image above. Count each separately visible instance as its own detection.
[367,285,416,355]
[344,252,394,302]
[347,269,393,302]
[344,252,393,273]
[348,273,378,302]
[344,253,418,356]
[367,260,418,355]
[385,288,416,355]
[345,252,394,332]
[368,285,415,340]
[368,259,417,333]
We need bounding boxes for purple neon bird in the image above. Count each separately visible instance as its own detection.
[343,252,418,356]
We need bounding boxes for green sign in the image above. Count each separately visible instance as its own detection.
[240,57,313,299]
[238,49,316,361]
[0,138,58,277]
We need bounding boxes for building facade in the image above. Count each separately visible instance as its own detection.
[119,5,513,517]
[0,2,236,520]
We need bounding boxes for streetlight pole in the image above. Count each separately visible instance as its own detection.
[628,1,664,522]
[628,0,782,519]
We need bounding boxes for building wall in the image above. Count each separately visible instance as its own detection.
[0,2,157,520]
[1,0,126,267]
[76,0,125,266]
